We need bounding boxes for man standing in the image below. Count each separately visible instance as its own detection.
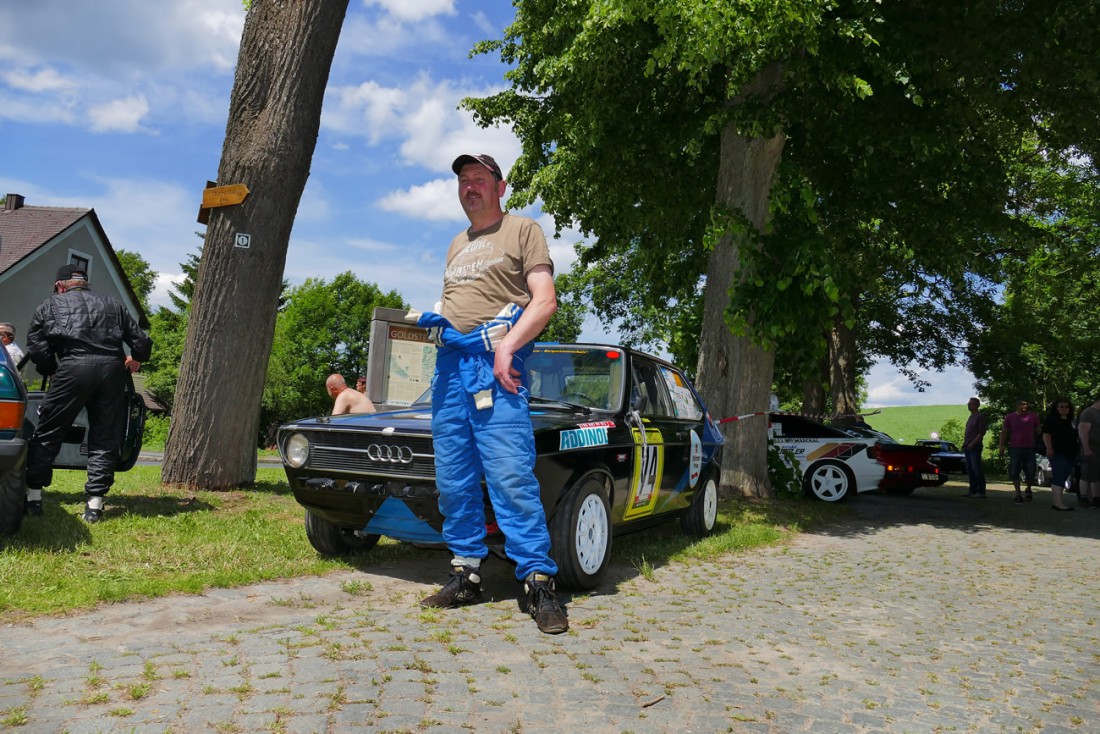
[962,397,988,497]
[25,264,152,522]
[416,153,568,634]
[1077,394,1100,508]
[998,398,1041,503]
[0,323,24,367]
[326,374,376,415]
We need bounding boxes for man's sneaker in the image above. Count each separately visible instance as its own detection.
[24,499,43,517]
[525,573,568,634]
[420,565,482,608]
[81,505,103,523]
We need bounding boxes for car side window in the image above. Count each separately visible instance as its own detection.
[658,365,703,420]
[631,359,675,418]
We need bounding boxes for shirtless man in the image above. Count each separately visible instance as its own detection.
[325,374,376,415]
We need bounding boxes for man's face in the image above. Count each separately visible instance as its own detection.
[967,399,979,412]
[457,163,504,219]
[1016,401,1029,413]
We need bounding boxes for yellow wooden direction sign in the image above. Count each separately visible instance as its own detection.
[202,183,250,209]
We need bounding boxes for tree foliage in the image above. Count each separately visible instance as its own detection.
[115,249,156,314]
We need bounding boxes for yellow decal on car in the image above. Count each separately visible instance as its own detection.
[624,427,664,520]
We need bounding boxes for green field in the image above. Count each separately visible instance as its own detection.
[863,404,970,444]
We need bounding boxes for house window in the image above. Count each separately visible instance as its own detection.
[71,255,90,272]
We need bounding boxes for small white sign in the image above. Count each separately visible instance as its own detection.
[234,233,251,249]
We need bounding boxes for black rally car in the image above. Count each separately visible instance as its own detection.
[278,343,724,590]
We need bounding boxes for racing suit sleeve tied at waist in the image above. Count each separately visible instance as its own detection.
[416,304,531,409]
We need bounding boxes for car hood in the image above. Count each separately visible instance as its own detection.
[280,404,603,435]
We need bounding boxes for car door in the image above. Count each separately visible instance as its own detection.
[622,356,697,520]
[24,373,146,471]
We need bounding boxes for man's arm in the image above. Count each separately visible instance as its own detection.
[1080,417,1093,456]
[998,418,1009,454]
[332,393,351,416]
[494,265,557,393]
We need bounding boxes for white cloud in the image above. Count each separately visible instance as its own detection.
[363,0,456,24]
[88,95,151,133]
[378,178,464,222]
[865,361,977,408]
[1,66,74,93]
[323,74,519,175]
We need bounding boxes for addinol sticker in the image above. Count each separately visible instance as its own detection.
[560,425,609,450]
[689,429,702,487]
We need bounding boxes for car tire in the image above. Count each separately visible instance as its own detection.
[802,460,854,502]
[550,472,611,591]
[1035,465,1047,487]
[0,466,26,537]
[681,474,718,537]
[303,510,379,556]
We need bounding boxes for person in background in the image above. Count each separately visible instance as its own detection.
[326,374,376,415]
[1042,398,1078,511]
[355,375,367,394]
[998,398,1041,503]
[1077,394,1100,508]
[25,264,152,523]
[963,397,988,498]
[0,322,24,367]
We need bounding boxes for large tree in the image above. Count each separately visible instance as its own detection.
[162,1,349,488]
[467,1,1098,495]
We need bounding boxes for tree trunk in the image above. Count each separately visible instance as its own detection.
[828,312,859,423]
[695,64,785,498]
[801,356,828,415]
[162,1,350,488]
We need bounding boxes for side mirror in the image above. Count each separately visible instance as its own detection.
[631,394,648,413]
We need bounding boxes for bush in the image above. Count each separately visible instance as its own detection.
[939,418,964,446]
[143,414,170,451]
[768,443,803,496]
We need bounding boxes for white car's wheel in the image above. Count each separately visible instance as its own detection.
[803,460,854,502]
[550,473,611,590]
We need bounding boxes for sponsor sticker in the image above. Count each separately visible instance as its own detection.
[689,430,702,487]
[560,426,610,450]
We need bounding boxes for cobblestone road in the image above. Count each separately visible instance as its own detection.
[2,482,1098,733]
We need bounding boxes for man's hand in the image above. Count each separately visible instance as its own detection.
[493,346,521,394]
[124,356,141,373]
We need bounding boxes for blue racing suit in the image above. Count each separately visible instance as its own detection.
[417,306,558,581]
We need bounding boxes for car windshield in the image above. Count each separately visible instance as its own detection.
[409,344,627,412]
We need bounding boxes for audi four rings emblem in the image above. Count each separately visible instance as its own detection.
[366,444,414,464]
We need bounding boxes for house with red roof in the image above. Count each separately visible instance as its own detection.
[0,193,150,383]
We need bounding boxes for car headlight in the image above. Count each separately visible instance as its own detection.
[284,432,310,468]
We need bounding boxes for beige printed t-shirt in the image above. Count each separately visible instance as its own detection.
[440,213,554,333]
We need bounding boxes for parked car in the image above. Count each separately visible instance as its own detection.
[1034,453,1079,493]
[774,416,944,501]
[769,414,884,501]
[0,349,145,536]
[916,439,967,474]
[278,343,724,590]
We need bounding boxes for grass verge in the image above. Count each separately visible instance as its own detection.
[1,466,848,620]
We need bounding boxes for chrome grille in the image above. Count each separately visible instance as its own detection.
[301,430,436,480]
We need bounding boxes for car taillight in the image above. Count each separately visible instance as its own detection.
[0,400,24,431]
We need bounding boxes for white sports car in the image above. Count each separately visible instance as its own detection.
[769,413,885,502]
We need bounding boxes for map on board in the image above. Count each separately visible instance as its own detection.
[384,325,437,406]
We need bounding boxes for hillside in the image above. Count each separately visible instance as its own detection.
[862,404,970,445]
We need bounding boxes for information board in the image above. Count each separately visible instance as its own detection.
[366,308,437,408]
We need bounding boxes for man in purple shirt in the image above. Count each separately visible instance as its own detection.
[963,397,988,497]
[998,398,1041,503]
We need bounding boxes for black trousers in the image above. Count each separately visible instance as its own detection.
[27,356,127,496]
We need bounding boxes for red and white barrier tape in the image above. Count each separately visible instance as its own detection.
[716,409,881,425]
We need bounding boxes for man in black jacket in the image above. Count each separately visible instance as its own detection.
[25,264,153,523]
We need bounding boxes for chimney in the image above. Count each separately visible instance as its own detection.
[4,194,25,211]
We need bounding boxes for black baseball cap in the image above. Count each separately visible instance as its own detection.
[451,153,503,179]
[55,264,87,282]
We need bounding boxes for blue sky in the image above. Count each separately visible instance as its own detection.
[0,0,975,407]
